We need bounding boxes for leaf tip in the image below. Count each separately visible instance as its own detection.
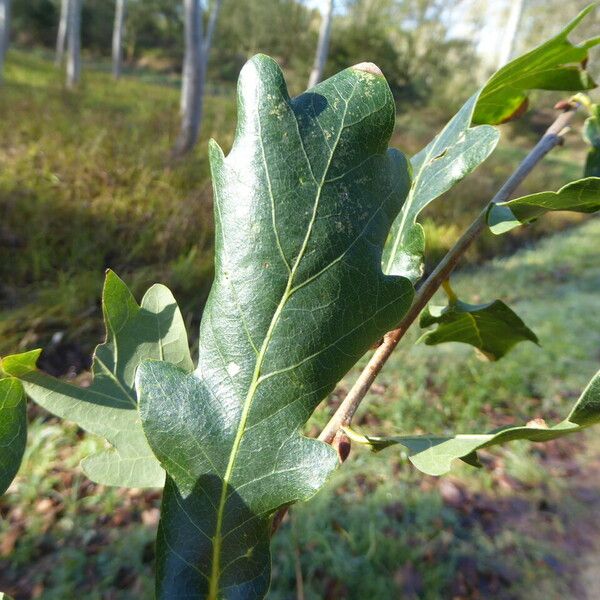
[239,53,287,99]
[208,137,225,163]
[351,62,383,77]
[1,349,42,378]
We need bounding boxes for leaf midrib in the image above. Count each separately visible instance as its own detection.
[208,80,358,599]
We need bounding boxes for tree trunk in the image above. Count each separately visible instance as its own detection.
[497,0,524,69]
[0,0,10,83]
[56,0,69,66]
[112,0,126,79]
[203,0,221,71]
[308,0,334,88]
[180,0,221,115]
[66,0,81,88]
[173,0,222,158]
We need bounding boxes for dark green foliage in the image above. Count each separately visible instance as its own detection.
[11,0,58,47]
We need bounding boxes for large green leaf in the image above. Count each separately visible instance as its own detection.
[0,378,27,495]
[2,270,193,488]
[382,95,499,281]
[347,369,600,476]
[473,5,600,125]
[419,297,538,361]
[488,177,600,234]
[137,55,414,599]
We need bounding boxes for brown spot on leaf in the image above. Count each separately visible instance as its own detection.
[499,97,529,124]
[351,62,383,77]
[526,417,548,429]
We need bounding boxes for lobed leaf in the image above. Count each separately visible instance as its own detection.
[347,369,600,476]
[488,177,600,234]
[2,270,193,488]
[137,55,414,599]
[473,4,600,125]
[382,95,498,281]
[419,297,538,361]
[0,378,27,495]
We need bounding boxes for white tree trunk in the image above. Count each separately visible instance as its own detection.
[0,0,10,83]
[308,0,334,88]
[497,0,524,69]
[112,0,126,79]
[174,0,221,157]
[180,0,221,115]
[66,0,81,88]
[202,0,221,70]
[56,0,69,66]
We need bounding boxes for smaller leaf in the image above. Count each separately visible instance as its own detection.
[0,377,27,495]
[2,271,193,488]
[347,369,600,476]
[583,104,600,147]
[488,177,600,234]
[383,94,498,281]
[584,148,600,177]
[419,297,538,361]
[473,5,600,125]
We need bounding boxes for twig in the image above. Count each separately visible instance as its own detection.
[292,517,305,600]
[318,103,579,444]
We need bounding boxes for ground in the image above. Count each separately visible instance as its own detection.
[0,51,599,599]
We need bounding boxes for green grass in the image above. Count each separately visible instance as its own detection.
[1,219,598,598]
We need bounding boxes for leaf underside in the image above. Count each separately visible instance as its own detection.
[2,271,193,488]
[137,55,414,599]
[382,94,499,282]
[488,177,600,234]
[0,378,27,495]
[419,298,539,361]
[349,369,600,476]
[473,5,600,125]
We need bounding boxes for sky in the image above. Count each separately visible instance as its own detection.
[306,0,509,66]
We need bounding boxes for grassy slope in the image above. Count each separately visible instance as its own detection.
[0,51,235,359]
[2,219,598,599]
